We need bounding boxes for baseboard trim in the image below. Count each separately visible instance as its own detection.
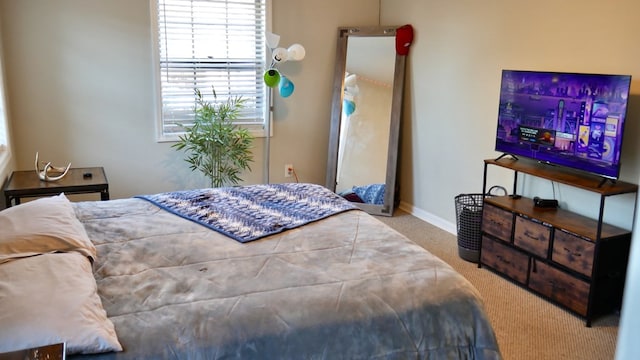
[398,201,457,236]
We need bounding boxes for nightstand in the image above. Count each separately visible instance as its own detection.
[3,167,109,208]
[0,342,65,360]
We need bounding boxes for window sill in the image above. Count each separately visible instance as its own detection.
[156,124,269,143]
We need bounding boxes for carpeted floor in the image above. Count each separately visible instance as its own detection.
[377,209,618,360]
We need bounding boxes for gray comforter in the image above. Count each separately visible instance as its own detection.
[70,198,501,359]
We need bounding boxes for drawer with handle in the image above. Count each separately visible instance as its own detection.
[514,215,551,258]
[529,259,590,316]
[481,204,513,242]
[481,235,529,284]
[552,229,595,277]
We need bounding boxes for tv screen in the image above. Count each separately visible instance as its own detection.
[495,70,632,179]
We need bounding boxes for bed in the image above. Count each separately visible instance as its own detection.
[0,183,501,359]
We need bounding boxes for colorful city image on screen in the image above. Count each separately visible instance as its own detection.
[495,70,632,179]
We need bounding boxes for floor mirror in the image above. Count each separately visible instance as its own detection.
[326,26,407,216]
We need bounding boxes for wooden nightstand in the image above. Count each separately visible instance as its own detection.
[0,342,65,360]
[3,167,109,208]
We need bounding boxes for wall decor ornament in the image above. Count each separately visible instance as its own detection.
[34,152,71,181]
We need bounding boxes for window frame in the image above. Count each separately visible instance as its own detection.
[0,34,10,169]
[151,0,271,142]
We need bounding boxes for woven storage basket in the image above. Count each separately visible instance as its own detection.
[454,186,506,263]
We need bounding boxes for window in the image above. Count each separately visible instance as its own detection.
[0,95,6,152]
[152,0,268,141]
[0,47,8,155]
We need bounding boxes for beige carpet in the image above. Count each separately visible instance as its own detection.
[377,209,618,360]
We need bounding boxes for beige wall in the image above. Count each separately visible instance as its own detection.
[382,0,640,231]
[2,1,640,355]
[0,0,378,200]
[378,2,640,355]
[0,0,640,231]
[0,10,15,208]
[1,0,639,228]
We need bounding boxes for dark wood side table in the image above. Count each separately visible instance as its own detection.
[3,167,109,208]
[0,342,65,360]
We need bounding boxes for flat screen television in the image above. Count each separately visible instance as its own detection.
[495,70,632,180]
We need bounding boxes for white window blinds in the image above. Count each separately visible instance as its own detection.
[154,0,267,140]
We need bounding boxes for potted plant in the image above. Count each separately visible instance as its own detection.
[172,89,254,188]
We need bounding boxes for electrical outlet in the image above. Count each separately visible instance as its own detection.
[285,164,294,178]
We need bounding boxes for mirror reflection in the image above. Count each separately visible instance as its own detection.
[336,36,395,203]
[326,26,407,216]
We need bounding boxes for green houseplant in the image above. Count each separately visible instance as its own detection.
[172,89,254,188]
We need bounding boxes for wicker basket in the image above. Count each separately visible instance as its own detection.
[454,186,506,263]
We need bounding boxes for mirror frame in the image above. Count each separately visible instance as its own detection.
[326,26,406,216]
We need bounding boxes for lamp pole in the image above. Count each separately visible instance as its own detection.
[264,87,273,184]
[262,33,304,184]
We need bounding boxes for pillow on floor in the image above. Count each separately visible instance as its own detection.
[0,193,96,264]
[0,252,122,355]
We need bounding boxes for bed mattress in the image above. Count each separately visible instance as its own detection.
[68,197,501,359]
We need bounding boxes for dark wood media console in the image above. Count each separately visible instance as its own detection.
[479,158,638,326]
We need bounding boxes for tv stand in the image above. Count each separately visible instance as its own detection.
[479,157,637,326]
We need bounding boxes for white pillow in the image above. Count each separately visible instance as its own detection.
[0,193,96,264]
[0,252,122,354]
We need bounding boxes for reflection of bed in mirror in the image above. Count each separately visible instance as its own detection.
[326,26,406,216]
[337,72,392,205]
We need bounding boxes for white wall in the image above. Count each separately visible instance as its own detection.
[616,188,640,358]
[0,0,379,199]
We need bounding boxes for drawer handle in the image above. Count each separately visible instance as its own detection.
[496,255,511,265]
[563,247,582,257]
[524,231,539,241]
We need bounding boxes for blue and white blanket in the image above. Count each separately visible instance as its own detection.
[135,183,358,243]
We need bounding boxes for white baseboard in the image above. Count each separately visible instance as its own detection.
[398,201,457,235]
